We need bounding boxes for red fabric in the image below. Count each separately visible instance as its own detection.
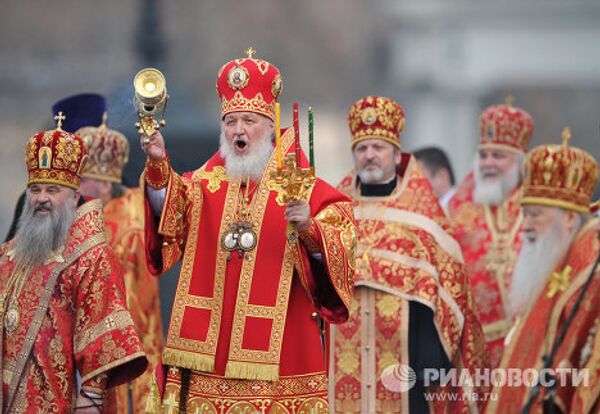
[216,54,282,120]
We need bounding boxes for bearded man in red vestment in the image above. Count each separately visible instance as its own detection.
[331,96,489,414]
[140,49,356,414]
[51,93,164,414]
[486,129,600,413]
[447,101,534,366]
[0,115,147,413]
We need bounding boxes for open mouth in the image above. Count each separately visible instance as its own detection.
[234,138,248,152]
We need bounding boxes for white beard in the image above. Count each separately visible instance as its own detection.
[219,130,273,182]
[508,212,576,317]
[12,193,75,269]
[473,157,521,206]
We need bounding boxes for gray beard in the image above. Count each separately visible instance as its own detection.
[11,195,75,269]
[357,166,386,184]
[508,215,576,317]
[219,131,274,182]
[473,161,520,206]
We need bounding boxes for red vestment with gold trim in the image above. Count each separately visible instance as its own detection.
[485,219,600,413]
[0,200,147,413]
[447,172,523,366]
[333,156,489,413]
[102,188,164,414]
[144,129,356,413]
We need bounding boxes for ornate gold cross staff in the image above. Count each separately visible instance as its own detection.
[271,102,316,243]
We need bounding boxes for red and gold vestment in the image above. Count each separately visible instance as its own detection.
[144,128,356,413]
[333,156,489,413]
[0,200,147,413]
[486,219,600,413]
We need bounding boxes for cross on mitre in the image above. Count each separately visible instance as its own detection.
[245,47,257,59]
[562,127,572,148]
[54,111,66,130]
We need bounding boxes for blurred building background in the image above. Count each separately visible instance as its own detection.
[2,0,600,329]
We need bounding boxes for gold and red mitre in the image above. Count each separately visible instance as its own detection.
[52,93,129,184]
[215,47,282,121]
[522,128,598,213]
[479,99,534,154]
[77,119,129,184]
[348,95,405,149]
[25,113,88,190]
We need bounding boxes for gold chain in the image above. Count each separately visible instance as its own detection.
[236,176,258,222]
[483,201,523,310]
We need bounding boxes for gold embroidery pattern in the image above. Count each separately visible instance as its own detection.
[161,369,328,413]
[348,96,405,148]
[315,202,357,308]
[221,91,275,120]
[523,132,598,213]
[157,171,188,241]
[193,166,229,193]
[144,157,170,190]
[5,203,108,411]
[298,218,322,254]
[27,169,80,190]
[53,135,83,170]
[25,139,39,169]
[165,178,224,363]
[74,309,135,354]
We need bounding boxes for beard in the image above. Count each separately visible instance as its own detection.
[473,156,521,206]
[219,130,274,182]
[357,166,386,184]
[11,194,75,269]
[508,211,577,317]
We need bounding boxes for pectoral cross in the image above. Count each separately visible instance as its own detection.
[547,265,571,298]
[54,111,66,130]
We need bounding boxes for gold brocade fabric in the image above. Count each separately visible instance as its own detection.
[159,367,329,414]
[333,156,489,413]
[0,200,146,413]
[331,287,408,413]
[102,188,164,414]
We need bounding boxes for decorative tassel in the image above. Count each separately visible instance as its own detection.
[225,361,279,381]
[162,348,215,373]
